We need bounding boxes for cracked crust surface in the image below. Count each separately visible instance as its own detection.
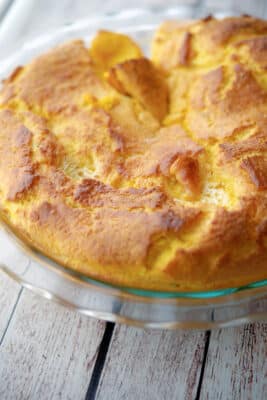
[1,16,267,291]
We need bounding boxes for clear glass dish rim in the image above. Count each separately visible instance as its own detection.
[0,6,266,304]
[1,213,267,304]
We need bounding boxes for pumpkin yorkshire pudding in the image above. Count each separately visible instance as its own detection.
[1,16,267,292]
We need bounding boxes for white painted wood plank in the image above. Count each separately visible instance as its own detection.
[0,270,21,339]
[0,0,196,52]
[202,0,265,15]
[3,0,265,57]
[232,0,266,16]
[0,289,105,400]
[200,323,267,400]
[96,325,206,400]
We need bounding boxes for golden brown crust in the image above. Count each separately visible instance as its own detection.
[219,130,267,161]
[107,58,169,121]
[1,18,267,291]
[178,32,192,65]
[1,40,111,114]
[240,156,267,190]
[0,110,37,201]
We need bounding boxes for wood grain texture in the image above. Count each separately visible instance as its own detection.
[96,325,206,400]
[0,289,105,400]
[0,270,21,339]
[200,323,267,400]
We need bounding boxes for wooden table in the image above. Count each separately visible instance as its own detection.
[1,271,267,400]
[0,1,267,399]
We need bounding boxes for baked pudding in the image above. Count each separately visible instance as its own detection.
[1,15,267,291]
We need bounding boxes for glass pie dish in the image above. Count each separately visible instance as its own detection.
[0,7,267,329]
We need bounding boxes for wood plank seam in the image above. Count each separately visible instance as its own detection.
[0,286,23,346]
[85,322,115,400]
[0,289,107,399]
[199,323,267,399]
[0,0,15,21]
[195,330,211,400]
